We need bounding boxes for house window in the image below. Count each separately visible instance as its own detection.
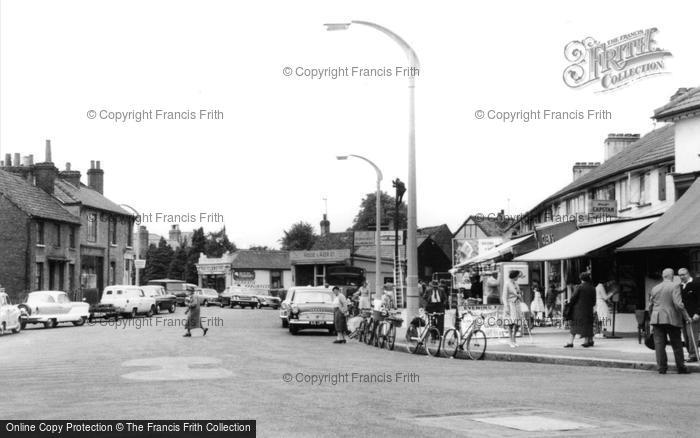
[37,222,45,245]
[109,261,116,285]
[658,167,667,201]
[691,250,700,276]
[110,217,117,245]
[127,220,133,247]
[639,172,651,204]
[87,213,97,242]
[36,263,44,290]
[619,178,629,208]
[69,227,76,249]
[55,223,61,247]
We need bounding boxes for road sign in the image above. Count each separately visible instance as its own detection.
[135,259,146,269]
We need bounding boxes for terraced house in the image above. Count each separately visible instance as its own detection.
[0,141,135,302]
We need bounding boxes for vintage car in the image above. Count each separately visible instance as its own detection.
[281,287,335,335]
[0,292,22,335]
[147,279,188,306]
[193,288,222,307]
[100,285,157,318]
[141,285,177,314]
[220,286,259,309]
[253,290,281,310]
[18,291,90,329]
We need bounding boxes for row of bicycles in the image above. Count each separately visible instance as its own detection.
[348,308,488,360]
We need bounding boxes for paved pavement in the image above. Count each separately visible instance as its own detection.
[1,307,699,437]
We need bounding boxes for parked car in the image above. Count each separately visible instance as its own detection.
[100,285,157,318]
[141,285,177,314]
[18,291,90,329]
[0,292,22,335]
[194,288,222,307]
[281,287,335,334]
[221,286,258,309]
[147,279,187,306]
[253,290,281,309]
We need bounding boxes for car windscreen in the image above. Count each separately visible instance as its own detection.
[27,294,55,303]
[292,292,333,304]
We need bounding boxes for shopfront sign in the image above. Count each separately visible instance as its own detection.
[534,221,578,248]
[233,270,255,281]
[197,263,231,275]
[290,249,352,264]
[588,199,617,217]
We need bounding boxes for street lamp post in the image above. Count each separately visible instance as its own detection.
[336,154,383,302]
[326,21,420,319]
[120,204,141,286]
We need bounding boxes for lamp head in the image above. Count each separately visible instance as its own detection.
[324,23,351,31]
[336,155,349,160]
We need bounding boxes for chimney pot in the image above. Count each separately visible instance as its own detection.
[65,162,71,171]
[96,160,101,170]
[28,155,34,166]
[13,153,20,167]
[4,154,11,166]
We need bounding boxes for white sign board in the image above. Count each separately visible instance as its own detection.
[134,259,146,269]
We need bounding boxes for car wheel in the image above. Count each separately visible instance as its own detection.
[72,317,86,327]
[153,305,159,315]
[289,326,299,335]
[130,308,137,319]
[203,300,208,307]
[20,321,27,330]
[282,319,288,328]
[43,320,53,328]
[257,302,262,309]
[168,304,176,313]
[12,317,21,334]
[0,322,5,335]
[146,306,155,318]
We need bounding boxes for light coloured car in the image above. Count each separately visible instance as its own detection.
[0,292,22,335]
[19,291,90,329]
[221,286,259,309]
[253,290,281,310]
[280,286,335,334]
[193,288,222,307]
[100,285,157,318]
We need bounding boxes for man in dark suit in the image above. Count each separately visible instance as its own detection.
[422,280,447,334]
[679,268,700,362]
[648,268,691,374]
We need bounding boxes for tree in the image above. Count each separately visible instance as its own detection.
[185,228,207,284]
[280,222,317,250]
[168,245,188,281]
[204,227,237,258]
[249,245,271,251]
[143,237,174,282]
[351,191,407,231]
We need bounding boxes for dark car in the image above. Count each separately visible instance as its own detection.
[141,285,177,314]
[147,279,187,306]
[221,286,258,309]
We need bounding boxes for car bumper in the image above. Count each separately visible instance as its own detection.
[288,320,334,327]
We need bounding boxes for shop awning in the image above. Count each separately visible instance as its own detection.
[450,234,534,273]
[619,178,700,251]
[514,217,657,262]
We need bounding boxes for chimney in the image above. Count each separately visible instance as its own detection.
[4,154,11,167]
[59,162,82,187]
[33,140,58,195]
[320,214,330,236]
[573,162,601,181]
[169,224,182,244]
[87,160,104,194]
[138,226,149,259]
[604,133,640,161]
[13,153,20,167]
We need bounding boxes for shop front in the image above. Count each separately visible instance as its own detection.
[289,249,352,287]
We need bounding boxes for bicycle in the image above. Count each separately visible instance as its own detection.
[405,311,443,356]
[375,310,403,350]
[441,309,487,360]
[348,309,372,342]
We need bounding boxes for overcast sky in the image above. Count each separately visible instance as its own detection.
[1,1,697,249]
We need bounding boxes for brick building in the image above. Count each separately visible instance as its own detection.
[0,141,135,302]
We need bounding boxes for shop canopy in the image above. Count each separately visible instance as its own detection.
[513,217,657,262]
[619,178,700,251]
[450,234,534,273]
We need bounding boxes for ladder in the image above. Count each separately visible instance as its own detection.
[393,253,405,308]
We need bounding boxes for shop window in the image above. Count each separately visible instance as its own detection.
[270,270,283,289]
[37,221,45,245]
[87,213,97,242]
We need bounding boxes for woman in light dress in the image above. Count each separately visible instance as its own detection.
[530,283,546,323]
[595,281,615,335]
[504,270,524,348]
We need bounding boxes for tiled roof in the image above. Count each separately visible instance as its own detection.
[311,232,354,250]
[537,124,674,207]
[0,170,80,224]
[53,179,132,216]
[654,87,700,121]
[418,224,453,257]
[230,250,290,270]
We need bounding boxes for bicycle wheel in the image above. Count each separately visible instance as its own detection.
[405,325,421,354]
[426,328,442,357]
[372,322,382,347]
[376,322,387,348]
[364,319,375,345]
[357,319,366,342]
[441,328,460,358]
[386,324,396,350]
[466,329,487,360]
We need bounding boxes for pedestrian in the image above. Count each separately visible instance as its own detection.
[678,268,700,363]
[422,280,447,334]
[332,286,348,344]
[184,289,208,337]
[648,268,691,374]
[564,272,595,348]
[353,281,371,312]
[530,282,545,324]
[504,270,524,348]
[485,271,501,305]
[595,280,615,336]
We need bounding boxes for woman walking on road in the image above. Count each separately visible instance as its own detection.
[184,289,208,337]
[504,270,524,348]
[565,272,596,348]
[332,286,348,344]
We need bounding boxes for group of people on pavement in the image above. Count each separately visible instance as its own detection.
[332,282,398,345]
[563,267,699,374]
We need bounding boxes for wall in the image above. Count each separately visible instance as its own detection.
[675,117,700,175]
[0,197,29,301]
